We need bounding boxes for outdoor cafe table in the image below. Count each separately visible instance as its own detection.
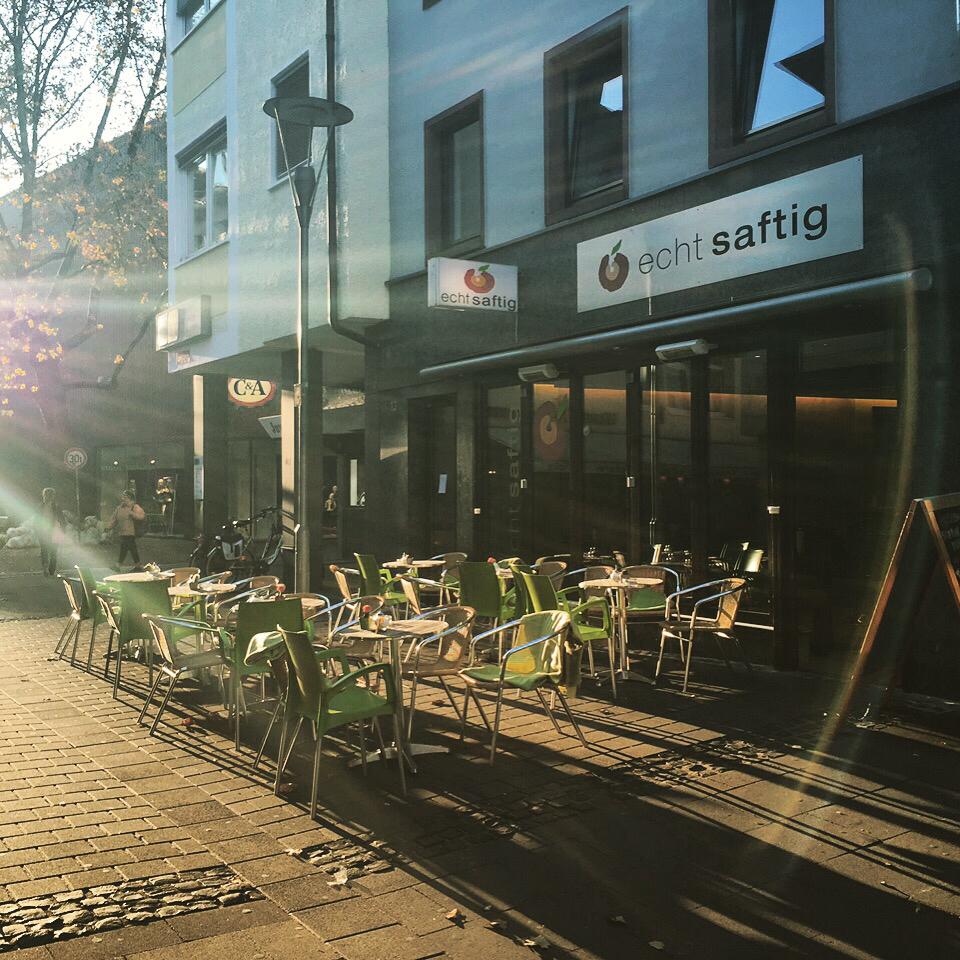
[331,617,449,772]
[382,558,445,571]
[580,576,662,682]
[102,571,170,584]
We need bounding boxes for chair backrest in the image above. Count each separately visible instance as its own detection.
[400,577,421,616]
[457,562,503,619]
[329,564,355,602]
[143,615,178,667]
[75,566,100,617]
[509,611,570,680]
[715,578,747,629]
[354,553,384,596]
[537,560,567,588]
[233,598,305,664]
[416,605,475,669]
[650,543,667,564]
[622,564,666,589]
[441,552,467,582]
[167,567,200,587]
[739,548,764,574]
[59,576,85,618]
[508,563,534,618]
[520,571,561,613]
[279,626,323,714]
[120,579,172,643]
[583,564,614,581]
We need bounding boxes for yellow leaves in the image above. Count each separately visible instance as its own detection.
[49,237,59,250]
[35,352,46,362]
[96,323,104,331]
[113,354,124,365]
[30,386,38,393]
[111,177,124,186]
[26,319,34,329]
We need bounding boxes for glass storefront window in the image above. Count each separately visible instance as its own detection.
[583,371,628,556]
[483,385,522,558]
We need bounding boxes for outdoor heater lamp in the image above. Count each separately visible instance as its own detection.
[262,95,353,593]
[654,338,716,361]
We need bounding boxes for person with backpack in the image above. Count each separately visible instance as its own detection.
[107,490,146,569]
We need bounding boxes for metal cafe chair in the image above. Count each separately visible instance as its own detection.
[164,567,200,587]
[401,605,476,739]
[458,611,587,765]
[138,614,225,734]
[53,574,88,664]
[655,577,751,695]
[535,559,568,590]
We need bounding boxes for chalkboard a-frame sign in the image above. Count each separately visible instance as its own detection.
[841,493,960,723]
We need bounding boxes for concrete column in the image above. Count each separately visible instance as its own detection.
[280,349,325,588]
[192,374,229,539]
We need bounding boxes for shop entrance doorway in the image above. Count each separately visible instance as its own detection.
[409,395,457,556]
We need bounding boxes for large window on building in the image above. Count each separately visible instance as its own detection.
[709,0,834,165]
[425,93,483,258]
[544,12,627,224]
[179,127,228,257]
[273,57,310,178]
[178,0,223,38]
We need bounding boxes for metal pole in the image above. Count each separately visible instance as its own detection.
[74,468,81,542]
[294,166,316,593]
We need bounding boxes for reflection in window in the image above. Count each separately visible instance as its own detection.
[273,59,311,176]
[739,0,826,135]
[483,386,522,558]
[533,381,571,558]
[567,44,624,200]
[584,372,627,555]
[180,131,228,256]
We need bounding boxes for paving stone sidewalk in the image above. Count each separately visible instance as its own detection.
[0,615,958,959]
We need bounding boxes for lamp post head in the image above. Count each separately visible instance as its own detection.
[262,95,354,131]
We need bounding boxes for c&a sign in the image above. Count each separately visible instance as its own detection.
[227,378,276,408]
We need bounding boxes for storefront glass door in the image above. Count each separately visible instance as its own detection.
[532,380,571,559]
[482,385,523,558]
[795,329,900,665]
[409,396,457,556]
[583,372,628,556]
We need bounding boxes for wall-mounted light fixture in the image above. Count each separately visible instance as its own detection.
[654,338,716,362]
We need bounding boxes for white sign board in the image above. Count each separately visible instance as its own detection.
[428,257,518,312]
[64,448,88,470]
[577,156,863,313]
[259,415,282,439]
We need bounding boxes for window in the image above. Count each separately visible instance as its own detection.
[273,58,310,178]
[544,12,627,224]
[709,0,834,165]
[424,93,483,258]
[179,129,228,256]
[178,0,222,37]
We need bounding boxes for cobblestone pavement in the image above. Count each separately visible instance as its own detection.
[0,616,958,959]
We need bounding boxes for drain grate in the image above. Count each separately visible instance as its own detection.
[0,866,262,952]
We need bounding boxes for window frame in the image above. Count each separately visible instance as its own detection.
[424,91,485,260]
[178,0,223,39]
[708,0,836,167]
[271,54,311,181]
[543,9,629,226]
[177,122,228,261]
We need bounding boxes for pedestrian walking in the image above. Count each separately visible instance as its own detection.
[37,487,65,576]
[106,491,146,569]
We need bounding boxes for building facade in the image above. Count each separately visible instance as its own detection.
[163,0,388,559]
[368,0,960,690]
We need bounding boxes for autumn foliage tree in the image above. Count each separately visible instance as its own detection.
[0,0,167,467]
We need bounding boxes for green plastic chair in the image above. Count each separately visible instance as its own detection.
[505,563,534,620]
[458,611,587,764]
[458,562,512,626]
[99,579,178,699]
[521,570,618,698]
[221,598,305,750]
[276,625,406,817]
[354,553,407,611]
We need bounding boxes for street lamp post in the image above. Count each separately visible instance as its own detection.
[263,95,353,593]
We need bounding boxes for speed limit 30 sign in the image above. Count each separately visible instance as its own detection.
[64,447,88,470]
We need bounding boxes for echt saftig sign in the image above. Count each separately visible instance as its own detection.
[428,257,518,312]
[577,156,863,312]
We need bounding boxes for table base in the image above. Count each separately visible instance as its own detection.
[348,741,447,770]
